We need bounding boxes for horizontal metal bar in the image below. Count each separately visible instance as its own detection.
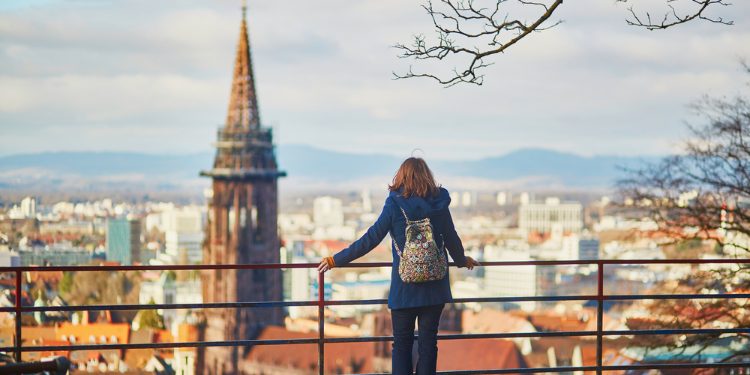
[1,331,602,353]
[0,338,323,352]
[609,328,750,336]
[9,327,750,353]
[323,331,597,344]
[322,328,750,344]
[0,300,327,313]
[6,258,750,273]
[0,263,322,272]
[319,299,386,306]
[0,295,602,313]
[453,295,598,303]
[607,293,750,301]
[355,362,750,375]
[604,362,750,371]
[356,367,597,375]
[10,291,748,314]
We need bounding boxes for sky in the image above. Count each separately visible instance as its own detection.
[0,0,749,160]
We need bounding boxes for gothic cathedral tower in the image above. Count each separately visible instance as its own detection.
[199,5,285,375]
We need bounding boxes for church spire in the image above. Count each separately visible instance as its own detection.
[226,1,260,130]
[201,1,284,176]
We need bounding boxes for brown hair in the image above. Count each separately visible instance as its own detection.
[388,157,441,198]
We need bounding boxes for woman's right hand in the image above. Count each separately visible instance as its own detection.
[464,256,481,270]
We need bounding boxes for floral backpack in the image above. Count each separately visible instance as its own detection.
[390,201,448,283]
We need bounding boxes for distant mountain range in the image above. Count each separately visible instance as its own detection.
[0,145,661,191]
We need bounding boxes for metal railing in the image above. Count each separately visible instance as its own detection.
[3,259,750,375]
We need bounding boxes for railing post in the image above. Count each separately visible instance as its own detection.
[318,270,325,375]
[596,262,603,375]
[15,269,22,363]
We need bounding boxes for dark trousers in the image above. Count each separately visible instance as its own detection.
[391,303,445,375]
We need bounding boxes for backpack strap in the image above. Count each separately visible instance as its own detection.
[389,230,403,258]
[389,199,405,258]
[391,199,410,221]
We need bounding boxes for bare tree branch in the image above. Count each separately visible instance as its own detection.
[619,0,733,31]
[616,63,750,254]
[394,0,734,86]
[393,0,564,86]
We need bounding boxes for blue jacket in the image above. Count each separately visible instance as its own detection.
[332,187,468,309]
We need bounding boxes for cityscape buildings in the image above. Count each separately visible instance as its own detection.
[0,184,742,374]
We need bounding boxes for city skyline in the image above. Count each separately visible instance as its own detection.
[1,0,749,160]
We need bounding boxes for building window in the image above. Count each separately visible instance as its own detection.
[251,187,265,244]
[240,207,247,228]
[251,205,262,244]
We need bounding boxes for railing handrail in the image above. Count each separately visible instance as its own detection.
[4,259,750,375]
[5,257,750,272]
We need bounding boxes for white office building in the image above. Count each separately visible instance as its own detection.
[518,197,583,236]
[461,191,475,207]
[561,234,600,260]
[139,272,202,329]
[147,208,205,265]
[313,196,344,227]
[162,209,203,232]
[21,197,36,217]
[285,256,324,319]
[165,232,204,264]
[145,213,163,232]
[497,192,511,206]
[0,250,20,267]
[483,246,537,311]
[278,214,312,233]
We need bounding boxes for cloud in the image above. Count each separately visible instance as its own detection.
[0,0,749,160]
[0,74,225,119]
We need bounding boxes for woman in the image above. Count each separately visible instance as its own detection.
[318,157,480,375]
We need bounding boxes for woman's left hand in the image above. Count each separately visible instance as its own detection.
[465,256,481,270]
[318,259,330,273]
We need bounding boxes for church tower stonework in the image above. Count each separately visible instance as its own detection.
[199,5,285,375]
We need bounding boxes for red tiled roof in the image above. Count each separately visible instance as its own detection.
[176,324,198,343]
[87,351,102,361]
[436,338,527,373]
[25,269,64,285]
[462,309,535,334]
[515,309,617,334]
[153,329,173,343]
[28,234,83,245]
[57,322,130,345]
[245,326,374,374]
